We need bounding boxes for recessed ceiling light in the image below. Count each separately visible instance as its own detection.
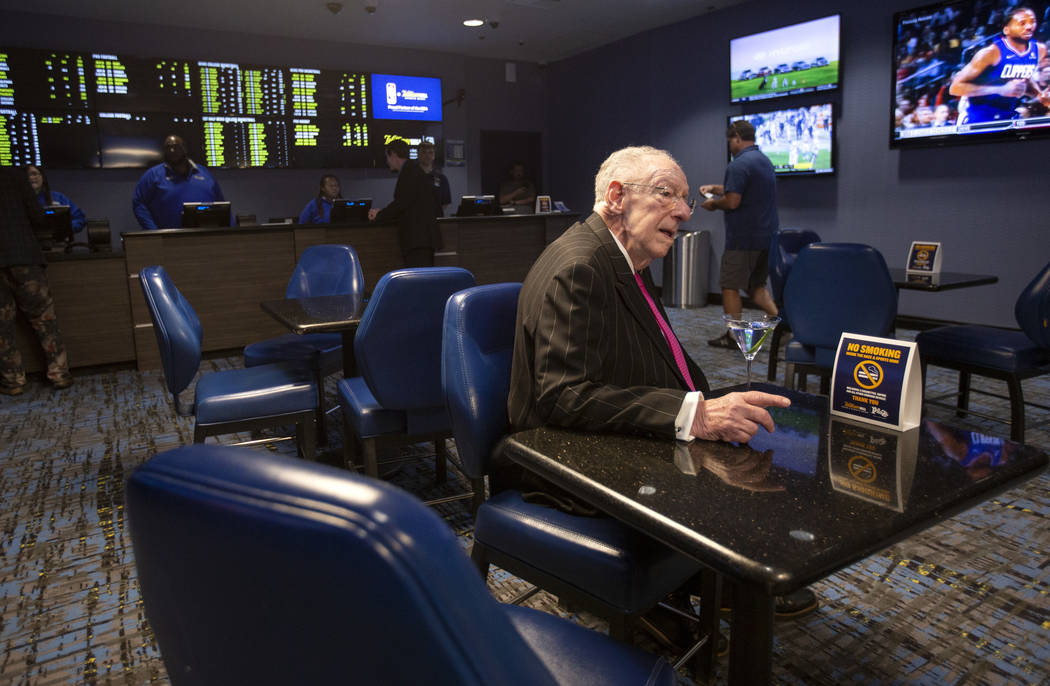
[463,18,484,27]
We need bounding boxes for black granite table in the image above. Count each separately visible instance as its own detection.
[496,383,1047,684]
[889,268,998,292]
[260,293,367,376]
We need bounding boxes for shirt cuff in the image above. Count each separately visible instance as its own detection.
[675,391,703,442]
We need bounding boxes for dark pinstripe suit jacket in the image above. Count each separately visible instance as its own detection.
[508,212,710,439]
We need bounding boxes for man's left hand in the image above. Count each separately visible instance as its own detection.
[691,391,791,443]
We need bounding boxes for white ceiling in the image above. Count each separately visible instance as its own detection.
[3,0,749,64]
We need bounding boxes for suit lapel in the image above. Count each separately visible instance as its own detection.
[584,214,686,385]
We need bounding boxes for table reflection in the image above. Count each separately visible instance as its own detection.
[827,418,918,512]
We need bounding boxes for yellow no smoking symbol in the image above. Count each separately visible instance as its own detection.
[848,456,877,483]
[853,360,883,389]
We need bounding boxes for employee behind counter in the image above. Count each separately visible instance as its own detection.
[132,135,225,230]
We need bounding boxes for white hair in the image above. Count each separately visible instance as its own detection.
[592,145,680,209]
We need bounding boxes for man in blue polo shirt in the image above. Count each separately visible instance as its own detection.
[698,120,780,348]
[132,135,224,230]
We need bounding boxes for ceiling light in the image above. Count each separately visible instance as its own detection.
[463,18,484,27]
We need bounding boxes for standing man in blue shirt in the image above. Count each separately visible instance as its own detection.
[698,120,780,348]
[132,135,224,230]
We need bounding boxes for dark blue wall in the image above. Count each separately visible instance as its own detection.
[546,0,1049,327]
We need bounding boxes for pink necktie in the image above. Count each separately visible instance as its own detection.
[634,272,695,392]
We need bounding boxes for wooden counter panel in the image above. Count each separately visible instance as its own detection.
[14,255,134,372]
[125,230,293,369]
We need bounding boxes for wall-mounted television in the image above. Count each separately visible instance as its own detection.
[370,73,442,121]
[729,103,835,176]
[730,15,841,103]
[890,1,1050,148]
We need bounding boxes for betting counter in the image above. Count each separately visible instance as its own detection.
[16,213,576,372]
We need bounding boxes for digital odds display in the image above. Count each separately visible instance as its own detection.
[0,47,442,169]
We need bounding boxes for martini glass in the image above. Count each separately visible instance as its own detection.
[722,313,781,389]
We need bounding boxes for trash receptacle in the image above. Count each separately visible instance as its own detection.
[662,230,710,308]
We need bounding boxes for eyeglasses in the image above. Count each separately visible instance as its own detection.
[622,182,696,213]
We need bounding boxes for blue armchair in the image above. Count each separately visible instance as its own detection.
[441,283,707,659]
[916,259,1050,441]
[244,244,365,440]
[766,229,821,382]
[338,267,476,485]
[782,243,897,393]
[139,265,318,458]
[126,444,677,686]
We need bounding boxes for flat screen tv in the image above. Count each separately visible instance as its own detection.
[890,2,1050,147]
[370,73,442,121]
[729,103,835,176]
[455,195,499,217]
[730,15,841,103]
[329,198,371,223]
[42,204,73,244]
[180,201,231,228]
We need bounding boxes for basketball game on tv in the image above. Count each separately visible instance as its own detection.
[891,1,1050,146]
[730,103,835,176]
[730,15,841,103]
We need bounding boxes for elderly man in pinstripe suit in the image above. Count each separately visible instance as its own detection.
[508,145,789,450]
[504,145,818,619]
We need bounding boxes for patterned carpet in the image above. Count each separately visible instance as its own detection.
[0,306,1047,685]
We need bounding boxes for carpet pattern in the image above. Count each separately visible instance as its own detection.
[0,307,1047,685]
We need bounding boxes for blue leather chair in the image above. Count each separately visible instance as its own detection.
[139,265,318,458]
[126,444,677,686]
[338,267,476,482]
[441,283,705,650]
[782,243,897,394]
[766,229,821,382]
[244,244,364,440]
[916,259,1050,442]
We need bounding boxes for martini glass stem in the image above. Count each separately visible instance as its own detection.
[746,358,752,390]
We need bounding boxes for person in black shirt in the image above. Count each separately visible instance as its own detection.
[368,139,442,267]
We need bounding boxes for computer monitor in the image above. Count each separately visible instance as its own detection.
[42,205,73,245]
[180,201,231,228]
[455,195,499,217]
[329,198,372,223]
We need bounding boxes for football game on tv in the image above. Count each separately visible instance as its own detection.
[730,15,841,103]
[730,103,835,176]
[891,1,1050,147]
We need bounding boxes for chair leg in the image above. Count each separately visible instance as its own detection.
[783,361,795,389]
[956,371,971,418]
[607,614,628,642]
[470,477,486,517]
[434,437,447,484]
[297,418,317,460]
[470,543,490,578]
[314,369,328,446]
[1007,376,1025,442]
[819,373,830,396]
[766,327,783,382]
[193,425,206,443]
[362,437,378,478]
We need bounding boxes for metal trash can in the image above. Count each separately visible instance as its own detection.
[662,229,710,308]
